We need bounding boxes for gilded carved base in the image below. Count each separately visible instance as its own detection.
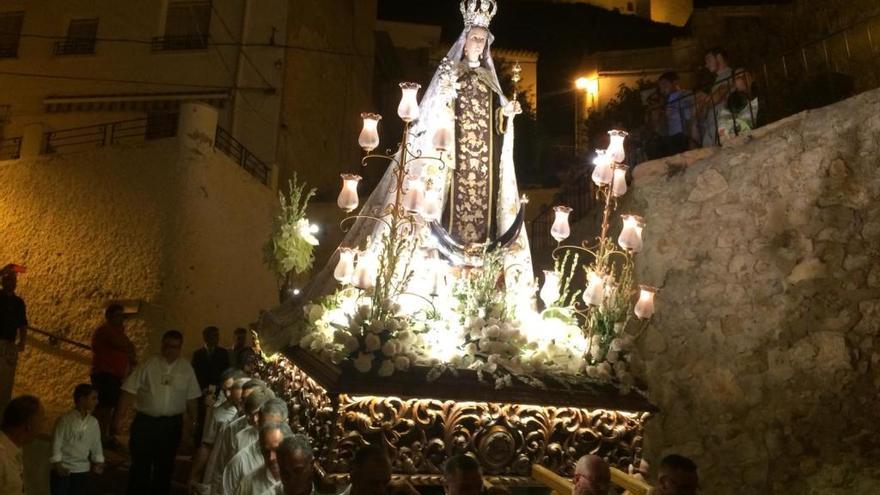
[258,355,649,485]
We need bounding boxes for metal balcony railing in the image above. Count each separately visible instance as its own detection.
[0,137,22,161]
[214,126,271,185]
[151,34,209,51]
[43,117,178,154]
[53,38,97,56]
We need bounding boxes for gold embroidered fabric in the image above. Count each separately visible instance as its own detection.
[450,70,493,245]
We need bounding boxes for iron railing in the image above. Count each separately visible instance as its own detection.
[529,175,595,251]
[214,126,271,185]
[43,116,178,154]
[0,137,21,160]
[28,326,92,351]
[53,37,97,56]
[151,34,209,51]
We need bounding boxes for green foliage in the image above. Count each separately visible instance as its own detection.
[455,249,508,319]
[584,79,653,148]
[264,175,317,279]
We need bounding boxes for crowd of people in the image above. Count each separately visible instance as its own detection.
[642,46,760,161]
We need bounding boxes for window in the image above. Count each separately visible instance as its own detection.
[0,12,24,58]
[627,2,635,12]
[54,18,98,55]
[145,111,179,140]
[153,1,211,51]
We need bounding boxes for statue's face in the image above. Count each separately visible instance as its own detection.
[464,27,489,65]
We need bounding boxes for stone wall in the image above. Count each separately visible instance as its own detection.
[0,132,278,419]
[622,88,880,493]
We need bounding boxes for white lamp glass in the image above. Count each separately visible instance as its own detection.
[432,117,454,151]
[612,166,628,197]
[583,270,605,306]
[539,270,561,306]
[337,174,362,212]
[397,82,421,122]
[333,248,357,285]
[353,252,378,291]
[358,113,381,152]
[550,205,573,242]
[591,150,614,186]
[607,130,628,163]
[617,214,644,253]
[402,178,425,213]
[421,188,442,222]
[634,285,657,319]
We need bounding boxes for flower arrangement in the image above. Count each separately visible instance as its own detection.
[264,175,318,293]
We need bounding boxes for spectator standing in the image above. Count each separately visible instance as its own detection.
[192,326,230,392]
[0,395,44,495]
[697,47,733,147]
[90,304,136,448]
[657,72,694,155]
[117,330,201,495]
[49,384,105,495]
[652,455,698,495]
[231,328,249,368]
[572,455,611,495]
[275,435,315,495]
[0,267,28,412]
[444,455,484,495]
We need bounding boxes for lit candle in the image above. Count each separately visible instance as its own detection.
[634,285,656,319]
[617,214,644,253]
[539,270,560,306]
[397,82,421,122]
[358,113,381,152]
[611,166,628,197]
[582,270,605,306]
[402,178,425,213]
[337,174,362,212]
[550,205,573,242]
[333,248,357,285]
[607,130,628,163]
[591,150,613,186]
[421,188,442,222]
[432,115,454,151]
[353,252,378,291]
[429,257,450,297]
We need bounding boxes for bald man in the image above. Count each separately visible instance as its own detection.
[572,455,611,495]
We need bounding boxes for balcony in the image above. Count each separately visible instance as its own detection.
[151,34,208,52]
[0,42,19,58]
[53,38,96,56]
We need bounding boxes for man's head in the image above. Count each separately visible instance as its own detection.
[655,454,698,495]
[244,387,275,426]
[350,444,392,495]
[161,330,184,363]
[203,326,220,348]
[219,368,247,402]
[704,47,729,74]
[1,395,44,446]
[242,378,266,399]
[464,26,489,66]
[278,434,314,495]
[572,455,610,495]
[105,304,125,326]
[260,422,292,481]
[1,271,16,293]
[260,398,289,427]
[444,454,483,495]
[658,72,680,96]
[73,383,98,414]
[234,327,248,347]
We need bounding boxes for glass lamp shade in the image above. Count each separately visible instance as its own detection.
[358,113,381,152]
[432,118,454,151]
[607,130,628,163]
[591,150,613,186]
[337,174,362,212]
[333,248,357,285]
[421,188,442,222]
[429,258,451,297]
[582,270,605,306]
[402,178,425,213]
[611,166,628,197]
[353,252,378,291]
[539,270,561,306]
[397,82,422,122]
[617,214,644,253]
[550,206,573,242]
[634,285,657,319]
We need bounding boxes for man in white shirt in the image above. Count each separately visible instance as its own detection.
[49,384,105,495]
[117,330,201,495]
[220,398,289,495]
[201,379,266,487]
[0,395,43,495]
[228,422,292,495]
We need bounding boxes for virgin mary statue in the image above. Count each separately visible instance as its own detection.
[296,0,535,317]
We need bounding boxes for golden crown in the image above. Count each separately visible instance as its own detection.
[460,0,497,29]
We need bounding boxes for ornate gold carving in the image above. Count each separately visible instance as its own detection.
[258,356,648,486]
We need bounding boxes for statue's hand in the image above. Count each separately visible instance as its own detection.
[502,101,522,117]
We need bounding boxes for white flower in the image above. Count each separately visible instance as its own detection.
[394,355,411,371]
[295,219,320,246]
[305,304,325,323]
[299,334,315,348]
[357,305,371,318]
[368,321,384,334]
[606,350,619,364]
[585,365,599,378]
[610,338,624,352]
[377,359,395,377]
[482,325,501,339]
[364,334,381,352]
[597,362,613,381]
[464,343,478,355]
[330,350,347,364]
[397,330,414,343]
[381,340,399,357]
[334,331,359,354]
[353,353,373,373]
